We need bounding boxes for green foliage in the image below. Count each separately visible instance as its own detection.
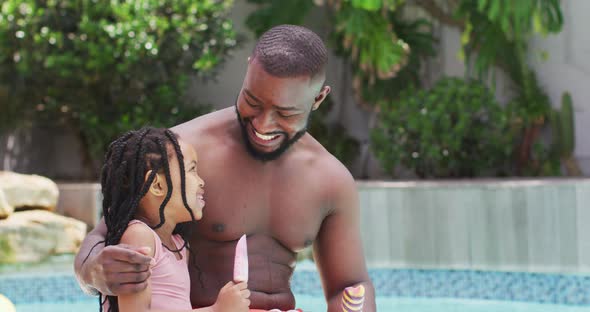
[0,0,237,177]
[546,92,582,176]
[332,1,409,84]
[371,78,514,178]
[245,0,314,37]
[556,92,575,156]
[426,0,566,177]
[457,0,562,80]
[0,235,14,263]
[336,14,436,105]
[346,0,405,12]
[455,0,563,156]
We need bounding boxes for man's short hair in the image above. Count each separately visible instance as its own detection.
[252,25,328,79]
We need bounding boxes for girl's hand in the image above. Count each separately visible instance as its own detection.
[212,281,250,312]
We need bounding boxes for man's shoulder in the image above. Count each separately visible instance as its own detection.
[300,135,355,189]
[171,107,236,145]
[298,138,358,216]
[172,107,230,133]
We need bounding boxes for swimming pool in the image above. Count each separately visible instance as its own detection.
[1,259,590,311]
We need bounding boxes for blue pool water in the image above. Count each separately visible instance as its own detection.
[2,259,590,311]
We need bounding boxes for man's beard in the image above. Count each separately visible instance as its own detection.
[235,104,309,162]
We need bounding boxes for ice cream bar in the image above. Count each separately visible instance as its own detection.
[233,234,248,282]
[342,284,365,312]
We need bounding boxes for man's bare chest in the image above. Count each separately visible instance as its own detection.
[197,179,325,252]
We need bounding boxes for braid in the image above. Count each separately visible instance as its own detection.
[100,132,134,217]
[128,128,151,206]
[165,129,196,221]
[151,137,174,229]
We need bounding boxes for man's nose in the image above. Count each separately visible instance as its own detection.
[252,111,276,133]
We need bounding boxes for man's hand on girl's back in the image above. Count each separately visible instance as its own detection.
[85,244,153,296]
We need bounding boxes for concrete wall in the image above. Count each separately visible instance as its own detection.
[59,179,590,273]
[358,179,590,273]
[55,183,102,229]
[0,127,90,180]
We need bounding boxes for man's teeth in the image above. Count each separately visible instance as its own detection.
[254,130,278,141]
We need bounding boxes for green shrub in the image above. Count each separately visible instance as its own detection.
[371,77,515,178]
[0,0,237,178]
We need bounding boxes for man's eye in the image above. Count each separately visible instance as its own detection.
[245,98,259,108]
[278,112,296,118]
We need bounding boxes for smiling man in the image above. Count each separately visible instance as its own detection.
[75,24,375,312]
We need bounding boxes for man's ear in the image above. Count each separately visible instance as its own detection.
[312,85,331,111]
[145,170,165,196]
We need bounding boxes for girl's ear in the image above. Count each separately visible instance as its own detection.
[146,170,165,196]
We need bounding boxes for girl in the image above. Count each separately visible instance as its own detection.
[94,127,250,312]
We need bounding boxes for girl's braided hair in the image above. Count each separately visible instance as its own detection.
[88,127,199,311]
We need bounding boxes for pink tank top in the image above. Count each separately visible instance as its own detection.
[127,220,192,310]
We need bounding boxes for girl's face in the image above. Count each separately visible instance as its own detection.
[171,140,205,222]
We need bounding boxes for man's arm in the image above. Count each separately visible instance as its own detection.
[313,168,376,312]
[73,217,153,296]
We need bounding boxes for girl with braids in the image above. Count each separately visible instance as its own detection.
[95,127,250,312]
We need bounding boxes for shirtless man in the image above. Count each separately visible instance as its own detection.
[74,24,375,311]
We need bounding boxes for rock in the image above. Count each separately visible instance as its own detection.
[0,188,11,219]
[0,210,87,264]
[0,171,59,218]
[0,294,16,312]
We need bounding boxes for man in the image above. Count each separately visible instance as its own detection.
[75,24,375,311]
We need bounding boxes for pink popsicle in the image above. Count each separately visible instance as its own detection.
[233,234,248,282]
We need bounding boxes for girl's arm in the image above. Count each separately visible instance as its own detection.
[116,223,159,312]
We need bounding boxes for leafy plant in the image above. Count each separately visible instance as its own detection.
[334,13,436,106]
[453,0,564,174]
[332,0,409,85]
[0,0,238,179]
[245,0,314,37]
[371,77,514,178]
[548,92,583,176]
